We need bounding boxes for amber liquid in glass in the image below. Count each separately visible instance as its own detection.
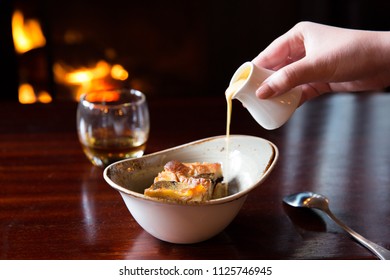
[80,128,147,167]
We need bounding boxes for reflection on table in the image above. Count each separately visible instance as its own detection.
[1,92,390,259]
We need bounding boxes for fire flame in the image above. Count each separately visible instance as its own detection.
[12,10,46,54]
[12,9,50,103]
[18,83,52,104]
[12,10,129,103]
[54,60,129,101]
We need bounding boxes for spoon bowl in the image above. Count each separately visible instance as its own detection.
[283,191,329,210]
[283,191,390,260]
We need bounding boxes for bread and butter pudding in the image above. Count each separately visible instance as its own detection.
[144,160,227,203]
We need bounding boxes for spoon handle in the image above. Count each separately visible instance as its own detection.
[324,209,390,260]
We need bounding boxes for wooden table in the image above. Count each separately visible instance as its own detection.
[1,92,390,260]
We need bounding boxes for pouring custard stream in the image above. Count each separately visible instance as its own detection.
[225,67,251,140]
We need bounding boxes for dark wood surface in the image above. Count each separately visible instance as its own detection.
[1,92,390,260]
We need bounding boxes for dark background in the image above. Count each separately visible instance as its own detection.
[2,0,390,101]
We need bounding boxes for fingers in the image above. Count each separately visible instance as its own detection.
[299,83,330,105]
[252,38,292,70]
[252,25,308,99]
[256,58,313,98]
[253,22,340,101]
[253,26,306,70]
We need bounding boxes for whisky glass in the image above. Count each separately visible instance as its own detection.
[77,88,150,167]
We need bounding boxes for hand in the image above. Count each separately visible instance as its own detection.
[253,21,390,104]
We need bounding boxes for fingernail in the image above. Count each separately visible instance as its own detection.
[256,83,275,99]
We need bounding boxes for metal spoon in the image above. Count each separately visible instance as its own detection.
[283,191,390,260]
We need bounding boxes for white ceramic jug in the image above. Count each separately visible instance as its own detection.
[228,61,302,130]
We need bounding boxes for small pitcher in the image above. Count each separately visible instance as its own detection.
[228,61,302,130]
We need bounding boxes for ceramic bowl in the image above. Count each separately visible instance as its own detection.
[103,135,278,244]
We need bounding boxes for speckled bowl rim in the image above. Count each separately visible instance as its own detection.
[103,134,278,206]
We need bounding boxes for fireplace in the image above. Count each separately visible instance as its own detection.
[3,1,218,103]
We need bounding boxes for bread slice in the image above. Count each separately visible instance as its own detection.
[144,160,227,202]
